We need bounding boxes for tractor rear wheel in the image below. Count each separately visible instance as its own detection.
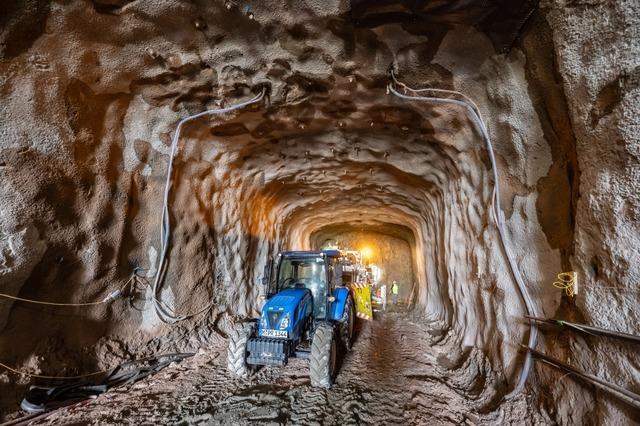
[339,295,355,350]
[227,322,255,378]
[309,323,336,388]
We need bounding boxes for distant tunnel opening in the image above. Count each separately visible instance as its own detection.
[310,223,418,305]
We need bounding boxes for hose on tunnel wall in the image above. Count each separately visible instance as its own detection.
[388,69,539,397]
[151,89,267,324]
[151,76,538,395]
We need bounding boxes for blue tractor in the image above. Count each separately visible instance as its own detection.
[227,250,355,388]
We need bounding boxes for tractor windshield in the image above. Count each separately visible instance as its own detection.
[277,257,327,318]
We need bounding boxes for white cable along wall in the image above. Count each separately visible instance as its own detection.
[388,68,539,397]
[152,89,267,324]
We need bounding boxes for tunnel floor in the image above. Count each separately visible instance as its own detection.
[25,310,549,425]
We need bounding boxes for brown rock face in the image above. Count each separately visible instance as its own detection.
[0,1,637,424]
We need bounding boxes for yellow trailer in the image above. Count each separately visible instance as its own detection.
[353,285,373,320]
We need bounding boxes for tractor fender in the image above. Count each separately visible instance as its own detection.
[328,287,350,321]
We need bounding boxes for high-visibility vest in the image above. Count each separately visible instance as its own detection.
[391,284,399,294]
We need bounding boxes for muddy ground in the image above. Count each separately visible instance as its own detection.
[6,309,551,425]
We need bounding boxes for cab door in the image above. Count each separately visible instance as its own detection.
[327,257,349,321]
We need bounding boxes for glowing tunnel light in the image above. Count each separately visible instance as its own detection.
[360,246,373,260]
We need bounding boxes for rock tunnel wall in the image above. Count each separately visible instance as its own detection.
[0,1,637,424]
[539,2,640,424]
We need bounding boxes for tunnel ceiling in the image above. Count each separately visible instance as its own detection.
[3,1,638,424]
[169,78,486,251]
[110,0,490,248]
[310,222,416,247]
[349,0,539,53]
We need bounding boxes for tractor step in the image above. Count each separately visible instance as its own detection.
[294,350,311,359]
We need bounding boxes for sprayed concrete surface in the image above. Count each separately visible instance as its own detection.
[28,312,550,425]
[0,0,638,424]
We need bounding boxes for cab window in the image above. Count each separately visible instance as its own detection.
[277,257,327,318]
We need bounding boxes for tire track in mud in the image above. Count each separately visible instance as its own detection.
[32,311,547,425]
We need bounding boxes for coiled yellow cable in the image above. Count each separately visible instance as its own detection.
[553,271,577,297]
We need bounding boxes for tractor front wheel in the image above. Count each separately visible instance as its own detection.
[309,323,337,388]
[227,322,255,378]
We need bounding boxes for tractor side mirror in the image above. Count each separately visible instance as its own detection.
[260,275,269,299]
[261,257,274,297]
[256,276,268,302]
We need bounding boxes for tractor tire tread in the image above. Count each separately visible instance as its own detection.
[309,323,335,388]
[227,322,254,378]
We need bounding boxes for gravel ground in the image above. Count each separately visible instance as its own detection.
[19,310,550,425]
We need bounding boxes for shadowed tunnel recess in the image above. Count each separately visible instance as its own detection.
[171,84,488,327]
[157,81,531,402]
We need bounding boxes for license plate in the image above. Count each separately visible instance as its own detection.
[260,329,287,338]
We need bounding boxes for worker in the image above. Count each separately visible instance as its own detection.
[391,281,399,305]
[379,282,387,311]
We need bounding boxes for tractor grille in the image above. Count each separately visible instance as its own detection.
[246,337,289,366]
[267,311,282,328]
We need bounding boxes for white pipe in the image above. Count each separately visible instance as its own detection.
[152,89,266,323]
[388,71,538,397]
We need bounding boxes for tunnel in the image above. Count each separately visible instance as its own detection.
[0,1,639,425]
[310,223,418,303]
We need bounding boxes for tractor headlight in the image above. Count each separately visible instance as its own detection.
[260,316,268,329]
[279,312,290,330]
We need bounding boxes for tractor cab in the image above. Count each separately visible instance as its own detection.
[272,250,342,319]
[227,249,354,388]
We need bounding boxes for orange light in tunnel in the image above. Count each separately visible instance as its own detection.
[360,246,373,260]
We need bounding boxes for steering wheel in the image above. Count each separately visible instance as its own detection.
[282,277,309,287]
[293,277,310,288]
[281,277,297,287]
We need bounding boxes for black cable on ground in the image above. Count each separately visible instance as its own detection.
[7,353,195,418]
[524,346,640,410]
[526,316,640,345]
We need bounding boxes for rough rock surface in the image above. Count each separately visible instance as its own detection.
[537,1,640,424]
[28,312,551,425]
[0,0,637,424]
